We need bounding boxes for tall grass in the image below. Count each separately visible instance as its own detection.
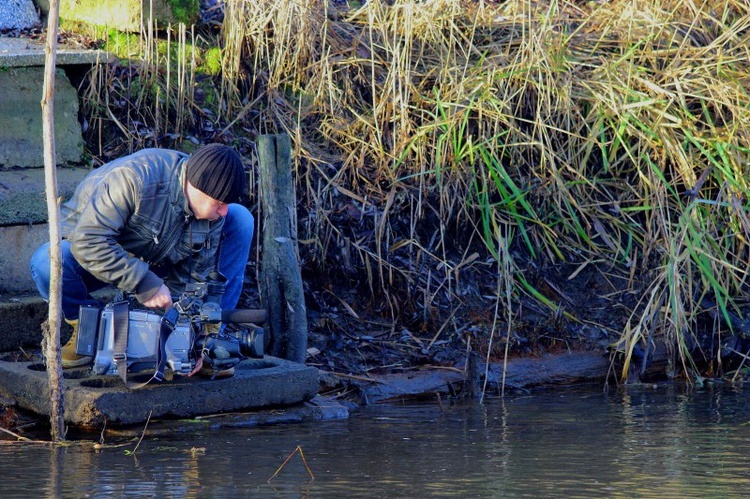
[80,19,200,156]
[84,0,750,381]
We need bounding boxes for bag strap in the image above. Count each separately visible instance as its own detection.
[154,307,179,382]
[112,301,130,386]
[112,302,180,390]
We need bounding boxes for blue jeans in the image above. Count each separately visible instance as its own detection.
[30,204,254,320]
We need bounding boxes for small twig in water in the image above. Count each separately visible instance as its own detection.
[99,417,107,445]
[0,426,33,442]
[267,445,315,482]
[126,410,152,456]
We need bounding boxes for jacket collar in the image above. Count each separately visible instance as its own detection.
[176,157,194,218]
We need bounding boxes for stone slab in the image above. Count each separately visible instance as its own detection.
[0,354,321,427]
[0,35,113,67]
[0,0,40,30]
[0,67,84,167]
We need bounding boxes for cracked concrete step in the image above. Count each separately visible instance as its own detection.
[0,167,90,294]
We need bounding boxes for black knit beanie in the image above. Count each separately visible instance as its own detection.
[186,144,246,203]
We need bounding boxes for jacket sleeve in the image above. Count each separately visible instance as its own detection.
[68,167,163,301]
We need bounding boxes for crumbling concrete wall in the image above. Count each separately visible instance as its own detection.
[0,67,84,168]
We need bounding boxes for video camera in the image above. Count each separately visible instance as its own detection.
[74,272,267,384]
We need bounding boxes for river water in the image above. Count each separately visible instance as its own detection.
[3,383,750,497]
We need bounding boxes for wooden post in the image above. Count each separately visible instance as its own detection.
[258,134,308,364]
[41,0,66,440]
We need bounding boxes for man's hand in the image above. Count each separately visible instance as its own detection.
[142,284,173,309]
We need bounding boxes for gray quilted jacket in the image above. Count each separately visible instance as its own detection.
[60,148,224,303]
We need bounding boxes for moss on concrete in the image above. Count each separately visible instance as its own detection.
[39,0,200,33]
[166,0,200,24]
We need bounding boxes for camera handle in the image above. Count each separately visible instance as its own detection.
[111,302,182,390]
[111,300,129,384]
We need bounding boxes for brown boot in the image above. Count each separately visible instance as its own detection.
[62,318,92,368]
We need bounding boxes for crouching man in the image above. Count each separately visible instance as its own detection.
[30,143,254,376]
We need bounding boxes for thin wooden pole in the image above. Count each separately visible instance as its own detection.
[41,0,66,441]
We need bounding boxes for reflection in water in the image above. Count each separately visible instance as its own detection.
[47,445,62,498]
[3,383,750,497]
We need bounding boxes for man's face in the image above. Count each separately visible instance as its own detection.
[186,181,229,221]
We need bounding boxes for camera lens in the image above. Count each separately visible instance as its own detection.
[233,328,264,358]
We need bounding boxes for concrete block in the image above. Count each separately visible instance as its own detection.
[0,167,90,225]
[0,36,113,68]
[0,295,48,352]
[35,0,200,32]
[0,289,118,352]
[0,167,90,294]
[0,355,321,427]
[0,67,84,167]
[0,225,50,295]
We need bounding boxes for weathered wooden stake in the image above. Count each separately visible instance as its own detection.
[258,134,308,364]
[41,0,66,440]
